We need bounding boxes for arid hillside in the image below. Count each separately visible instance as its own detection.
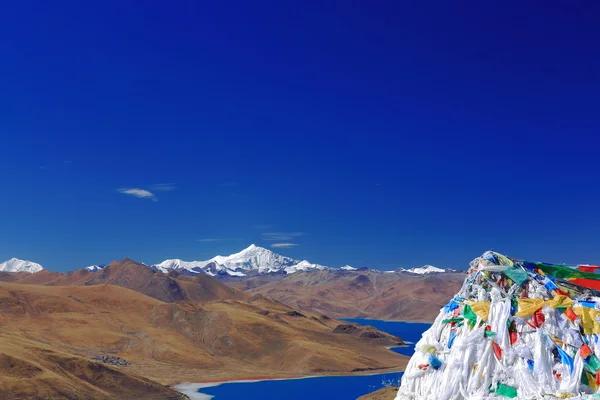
[0,280,406,399]
[1,260,464,322]
[228,270,464,322]
[7,258,245,303]
[357,386,398,400]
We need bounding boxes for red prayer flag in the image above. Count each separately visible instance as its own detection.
[578,265,600,273]
[596,370,600,385]
[510,331,518,345]
[532,308,545,328]
[493,342,503,360]
[570,278,600,291]
[581,344,593,359]
[564,308,578,322]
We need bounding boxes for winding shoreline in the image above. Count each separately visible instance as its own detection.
[174,367,405,400]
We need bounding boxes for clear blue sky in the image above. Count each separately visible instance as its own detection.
[1,1,600,271]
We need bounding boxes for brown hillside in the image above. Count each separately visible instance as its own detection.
[0,271,29,282]
[0,281,406,397]
[229,270,464,322]
[357,386,398,400]
[13,258,246,303]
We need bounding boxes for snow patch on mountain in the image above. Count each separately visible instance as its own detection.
[340,265,357,271]
[152,259,210,274]
[0,258,44,273]
[404,265,451,274]
[85,264,106,272]
[284,260,328,274]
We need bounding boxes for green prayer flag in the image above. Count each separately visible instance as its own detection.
[463,304,477,328]
[441,317,463,324]
[502,267,529,286]
[586,354,600,372]
[492,383,518,398]
[535,262,600,281]
[582,369,590,386]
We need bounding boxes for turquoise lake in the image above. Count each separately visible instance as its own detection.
[197,319,431,399]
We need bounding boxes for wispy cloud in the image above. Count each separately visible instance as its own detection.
[262,232,304,241]
[197,238,241,242]
[149,183,176,192]
[271,243,299,248]
[117,188,158,201]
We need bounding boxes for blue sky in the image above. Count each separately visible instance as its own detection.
[1,1,600,271]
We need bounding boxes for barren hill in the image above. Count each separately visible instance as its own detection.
[11,258,245,303]
[0,281,406,398]
[228,270,464,322]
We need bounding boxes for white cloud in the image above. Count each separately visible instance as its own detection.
[149,183,176,192]
[262,232,304,241]
[118,188,158,201]
[271,243,299,248]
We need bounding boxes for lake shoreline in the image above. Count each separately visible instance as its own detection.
[341,317,435,324]
[174,367,406,399]
[174,318,429,399]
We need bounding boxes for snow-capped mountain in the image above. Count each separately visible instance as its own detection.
[284,260,328,274]
[85,264,106,272]
[152,244,328,277]
[403,265,452,274]
[0,258,44,273]
[152,259,210,274]
[213,244,298,273]
[340,265,357,271]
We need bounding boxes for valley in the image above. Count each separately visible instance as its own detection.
[0,246,461,399]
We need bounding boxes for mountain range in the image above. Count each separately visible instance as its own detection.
[228,268,465,322]
[0,246,464,398]
[0,266,405,399]
[152,244,328,277]
[0,244,454,277]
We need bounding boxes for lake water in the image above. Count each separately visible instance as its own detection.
[194,319,431,400]
[342,318,432,357]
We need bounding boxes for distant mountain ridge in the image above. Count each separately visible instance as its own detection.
[1,246,458,277]
[398,265,456,274]
[152,244,328,277]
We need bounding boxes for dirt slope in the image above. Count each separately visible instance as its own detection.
[0,281,406,398]
[14,258,246,303]
[229,270,464,322]
[357,386,398,400]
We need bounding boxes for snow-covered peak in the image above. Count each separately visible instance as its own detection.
[340,265,357,271]
[284,260,328,274]
[85,264,106,272]
[152,245,330,276]
[405,265,447,274]
[0,258,44,273]
[152,259,209,274]
[211,244,297,273]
